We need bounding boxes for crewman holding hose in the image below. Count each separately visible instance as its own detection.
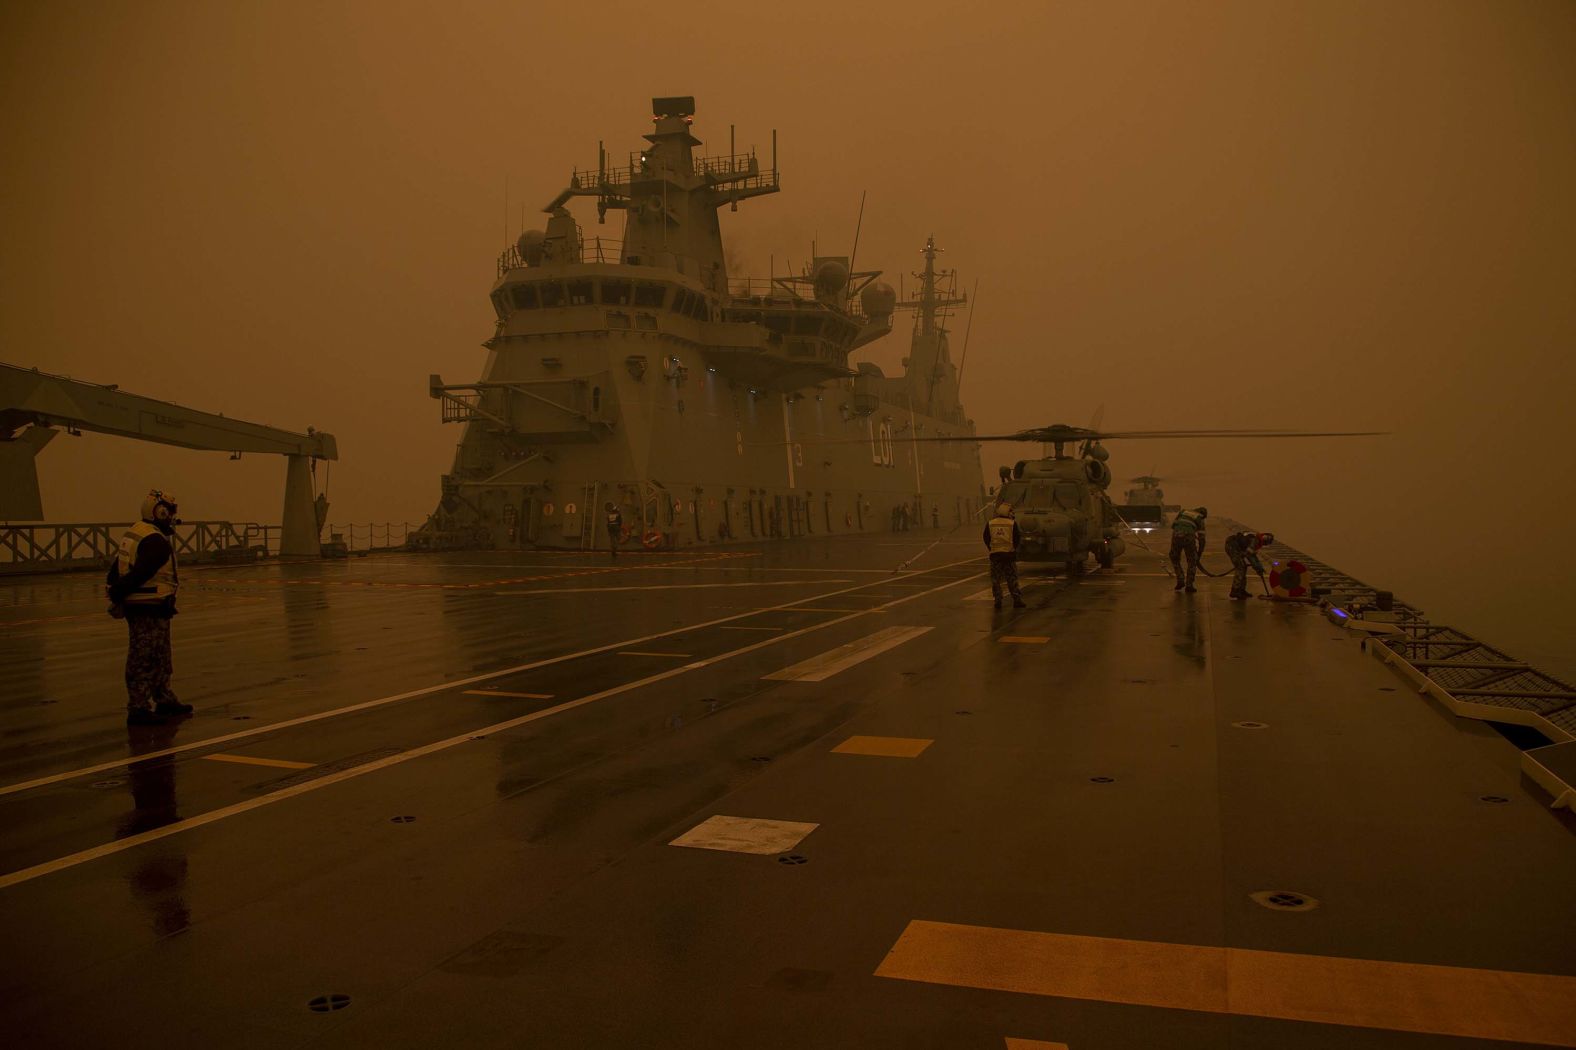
[984,502,1026,609]
[1169,506,1207,593]
[105,489,192,726]
[1225,530,1274,600]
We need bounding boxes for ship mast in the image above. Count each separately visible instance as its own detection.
[898,235,967,338]
[895,235,969,419]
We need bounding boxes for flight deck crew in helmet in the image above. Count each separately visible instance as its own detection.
[983,502,1026,609]
[105,489,192,726]
[604,502,623,560]
[1225,531,1274,600]
[1169,506,1207,593]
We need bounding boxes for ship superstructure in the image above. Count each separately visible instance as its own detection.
[420,97,984,550]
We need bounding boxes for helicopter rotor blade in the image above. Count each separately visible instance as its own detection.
[752,426,1387,448]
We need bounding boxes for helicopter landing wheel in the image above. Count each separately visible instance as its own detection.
[1097,548,1114,570]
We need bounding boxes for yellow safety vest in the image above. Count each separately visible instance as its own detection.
[116,521,179,605]
[987,517,1016,554]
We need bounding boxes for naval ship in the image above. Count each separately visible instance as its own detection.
[418,97,984,551]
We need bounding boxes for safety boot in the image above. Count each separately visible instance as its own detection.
[1173,578,1184,591]
[126,707,167,727]
[155,700,194,717]
[1184,584,1197,594]
[1012,597,1026,608]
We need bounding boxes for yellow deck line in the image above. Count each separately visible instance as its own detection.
[877,921,1576,1046]
[463,689,555,700]
[617,651,693,658]
[998,636,1051,644]
[201,753,315,771]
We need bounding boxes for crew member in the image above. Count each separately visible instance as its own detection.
[1169,506,1207,593]
[106,489,192,726]
[983,502,1026,609]
[1225,530,1274,600]
[604,501,623,560]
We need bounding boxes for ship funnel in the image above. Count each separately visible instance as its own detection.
[860,281,896,320]
[812,259,849,303]
[517,230,547,266]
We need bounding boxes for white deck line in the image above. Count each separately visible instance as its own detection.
[762,626,933,683]
[0,566,983,890]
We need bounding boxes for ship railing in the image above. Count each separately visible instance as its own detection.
[725,280,870,322]
[1243,528,1576,747]
[0,520,276,574]
[568,150,768,190]
[324,522,420,552]
[495,237,631,277]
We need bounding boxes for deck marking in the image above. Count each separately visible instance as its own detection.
[718,625,784,631]
[877,921,1576,1047]
[0,558,981,800]
[0,567,985,888]
[1004,1040,1069,1050]
[832,735,933,758]
[617,651,692,658]
[493,579,847,595]
[463,689,555,700]
[763,626,932,682]
[200,754,314,770]
[789,606,875,614]
[998,636,1051,644]
[669,814,818,855]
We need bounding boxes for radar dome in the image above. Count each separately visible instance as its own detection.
[860,281,896,318]
[812,259,850,300]
[517,230,547,266]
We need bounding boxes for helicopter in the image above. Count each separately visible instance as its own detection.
[1117,474,1169,532]
[969,423,1381,574]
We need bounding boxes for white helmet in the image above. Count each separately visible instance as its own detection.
[139,488,179,525]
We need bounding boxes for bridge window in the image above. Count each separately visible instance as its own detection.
[633,282,667,308]
[567,279,594,306]
[600,280,632,305]
[538,281,566,309]
[792,314,824,336]
[510,284,539,310]
[591,386,601,412]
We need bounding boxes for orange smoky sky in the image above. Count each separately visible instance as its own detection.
[2,1,1573,674]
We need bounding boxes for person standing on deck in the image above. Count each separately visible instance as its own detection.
[1225,530,1273,600]
[105,489,192,726]
[983,502,1026,610]
[1169,506,1207,594]
[604,502,623,560]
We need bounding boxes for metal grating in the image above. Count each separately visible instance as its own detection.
[1225,522,1575,738]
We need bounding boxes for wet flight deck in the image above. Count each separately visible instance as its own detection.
[2,535,1573,1048]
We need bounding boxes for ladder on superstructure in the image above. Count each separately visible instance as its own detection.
[579,482,599,550]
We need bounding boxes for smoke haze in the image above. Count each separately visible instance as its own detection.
[3,1,1573,676]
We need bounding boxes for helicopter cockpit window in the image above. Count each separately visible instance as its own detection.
[1015,482,1052,509]
[997,482,1028,507]
[1054,483,1083,508]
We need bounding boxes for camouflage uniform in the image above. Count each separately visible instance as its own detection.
[125,612,179,712]
[989,554,1022,605]
[1169,508,1206,590]
[1225,531,1266,597]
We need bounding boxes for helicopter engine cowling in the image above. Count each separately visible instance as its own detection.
[1084,459,1112,488]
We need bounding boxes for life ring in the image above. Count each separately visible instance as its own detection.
[1269,559,1310,598]
[642,529,663,549]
